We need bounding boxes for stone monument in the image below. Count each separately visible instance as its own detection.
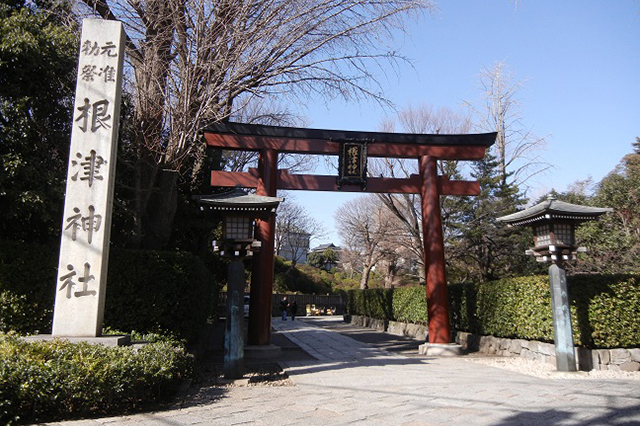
[51,19,125,338]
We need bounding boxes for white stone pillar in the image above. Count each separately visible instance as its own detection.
[52,19,125,337]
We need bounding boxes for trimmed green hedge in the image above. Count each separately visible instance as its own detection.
[105,249,215,342]
[392,286,428,324]
[347,274,640,349]
[0,241,57,334]
[0,240,218,342]
[472,276,554,341]
[0,333,191,425]
[346,288,394,320]
[570,274,640,348]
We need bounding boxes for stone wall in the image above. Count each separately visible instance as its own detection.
[456,332,640,372]
[344,315,640,371]
[347,315,387,332]
[346,315,428,341]
[387,320,429,341]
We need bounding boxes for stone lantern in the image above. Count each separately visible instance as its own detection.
[497,195,611,372]
[195,188,283,379]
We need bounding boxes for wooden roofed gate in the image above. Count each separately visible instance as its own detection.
[203,122,496,347]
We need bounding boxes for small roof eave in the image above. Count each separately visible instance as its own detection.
[194,188,284,212]
[497,196,613,226]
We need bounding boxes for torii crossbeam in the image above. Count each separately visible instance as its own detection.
[203,122,496,346]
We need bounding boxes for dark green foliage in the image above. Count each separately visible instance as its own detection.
[306,251,324,269]
[539,141,640,274]
[447,282,477,332]
[105,249,216,343]
[0,291,48,334]
[307,249,338,270]
[346,288,393,320]
[349,274,640,349]
[473,276,554,341]
[446,153,534,282]
[0,240,58,333]
[273,257,332,294]
[0,333,191,425]
[392,286,428,324]
[0,1,78,243]
[570,274,640,348]
[0,241,218,342]
[451,274,640,348]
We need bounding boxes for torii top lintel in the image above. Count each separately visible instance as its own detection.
[203,122,496,195]
[203,122,496,160]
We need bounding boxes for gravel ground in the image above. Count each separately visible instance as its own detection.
[463,356,640,380]
[190,362,294,388]
[182,362,293,408]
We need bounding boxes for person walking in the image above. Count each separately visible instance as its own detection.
[279,296,288,321]
[289,300,298,321]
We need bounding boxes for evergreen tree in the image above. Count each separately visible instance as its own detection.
[570,139,640,273]
[447,153,534,282]
[0,0,77,242]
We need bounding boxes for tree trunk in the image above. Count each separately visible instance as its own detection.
[360,264,372,289]
[383,260,397,289]
[141,169,179,249]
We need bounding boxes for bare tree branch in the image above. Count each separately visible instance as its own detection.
[465,60,550,188]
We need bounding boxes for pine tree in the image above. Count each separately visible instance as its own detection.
[447,153,533,282]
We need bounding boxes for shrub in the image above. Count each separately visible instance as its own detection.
[105,248,216,342]
[570,274,640,348]
[0,240,218,342]
[452,274,640,348]
[0,240,58,334]
[392,286,428,324]
[346,288,393,320]
[0,333,192,425]
[350,273,640,349]
[447,282,477,332]
[273,258,332,294]
[473,276,554,341]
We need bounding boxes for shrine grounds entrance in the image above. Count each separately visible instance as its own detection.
[203,122,495,347]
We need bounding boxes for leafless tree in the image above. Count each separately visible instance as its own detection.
[371,104,473,282]
[335,195,396,289]
[465,60,550,187]
[221,99,316,173]
[80,0,433,248]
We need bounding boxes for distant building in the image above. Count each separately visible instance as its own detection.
[278,231,311,264]
[309,243,341,271]
[310,242,339,253]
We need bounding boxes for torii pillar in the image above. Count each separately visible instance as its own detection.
[248,148,277,345]
[420,155,451,344]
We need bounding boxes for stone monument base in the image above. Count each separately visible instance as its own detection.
[245,344,282,359]
[419,342,463,357]
[23,334,131,347]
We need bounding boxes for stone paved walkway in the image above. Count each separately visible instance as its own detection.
[45,317,640,426]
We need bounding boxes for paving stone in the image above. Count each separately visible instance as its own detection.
[46,317,640,426]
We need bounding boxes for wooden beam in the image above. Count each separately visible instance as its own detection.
[210,169,259,187]
[210,169,480,196]
[205,133,489,160]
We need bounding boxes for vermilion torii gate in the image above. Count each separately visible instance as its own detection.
[204,122,496,347]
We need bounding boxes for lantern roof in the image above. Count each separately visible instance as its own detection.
[496,196,612,227]
[194,188,284,214]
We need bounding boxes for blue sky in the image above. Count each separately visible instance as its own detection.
[283,1,640,247]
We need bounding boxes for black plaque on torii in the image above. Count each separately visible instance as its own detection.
[335,138,372,190]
